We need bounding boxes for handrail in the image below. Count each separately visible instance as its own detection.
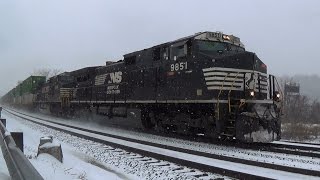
[273,76,284,115]
[227,72,240,113]
[0,114,43,180]
[274,76,284,100]
[216,73,230,120]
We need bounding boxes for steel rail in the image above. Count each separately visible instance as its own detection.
[278,140,320,147]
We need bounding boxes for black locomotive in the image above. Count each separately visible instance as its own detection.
[1,31,283,142]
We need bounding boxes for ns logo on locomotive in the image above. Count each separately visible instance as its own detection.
[1,31,283,143]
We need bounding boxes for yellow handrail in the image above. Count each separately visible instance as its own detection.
[228,72,240,113]
[274,76,284,101]
[216,73,230,120]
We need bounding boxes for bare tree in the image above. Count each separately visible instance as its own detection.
[32,68,50,78]
[17,80,22,85]
[308,99,320,124]
[51,69,62,77]
[288,95,309,122]
[31,68,63,79]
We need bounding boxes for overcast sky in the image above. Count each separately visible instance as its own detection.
[0,0,320,95]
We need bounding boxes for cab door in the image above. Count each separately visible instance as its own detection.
[165,41,191,100]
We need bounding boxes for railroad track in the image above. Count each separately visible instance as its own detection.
[277,140,320,147]
[18,109,320,159]
[4,109,222,180]
[238,141,320,159]
[4,108,320,179]
[267,141,320,157]
[6,108,320,159]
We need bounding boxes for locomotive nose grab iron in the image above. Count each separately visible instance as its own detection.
[1,31,282,143]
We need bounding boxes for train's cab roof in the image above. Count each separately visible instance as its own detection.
[98,31,246,69]
[69,66,101,76]
[123,31,244,58]
[193,31,244,48]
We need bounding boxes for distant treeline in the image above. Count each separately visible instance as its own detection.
[283,94,320,124]
[281,94,320,140]
[281,74,320,124]
[281,74,320,140]
[281,74,320,100]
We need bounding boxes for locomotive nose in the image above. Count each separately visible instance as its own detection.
[206,51,255,71]
[211,51,266,73]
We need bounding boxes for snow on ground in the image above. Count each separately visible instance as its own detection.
[12,109,320,171]
[2,110,225,180]
[0,148,11,180]
[2,112,131,180]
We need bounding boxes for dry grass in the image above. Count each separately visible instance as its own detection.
[282,123,320,141]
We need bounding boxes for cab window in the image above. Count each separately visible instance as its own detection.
[171,45,184,60]
[170,40,192,60]
[161,46,169,60]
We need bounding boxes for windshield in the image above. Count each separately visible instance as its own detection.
[196,40,245,54]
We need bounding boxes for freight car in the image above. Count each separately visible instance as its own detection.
[1,31,283,143]
[20,76,46,105]
[1,76,46,107]
[1,88,15,105]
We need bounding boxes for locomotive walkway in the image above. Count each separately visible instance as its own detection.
[4,108,320,180]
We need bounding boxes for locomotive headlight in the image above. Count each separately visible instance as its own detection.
[250,91,255,97]
[223,35,231,40]
[273,91,281,101]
